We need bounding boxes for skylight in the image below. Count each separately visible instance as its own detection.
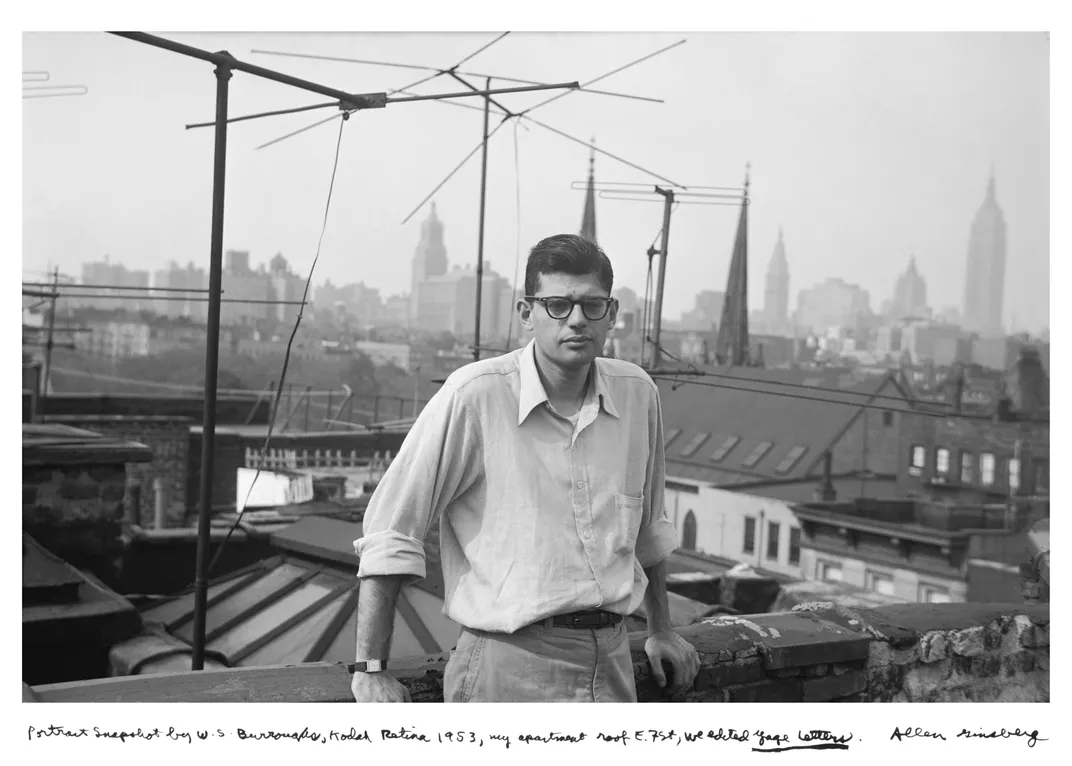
[774,445,808,474]
[678,432,710,458]
[709,435,740,462]
[664,428,682,448]
[741,440,774,468]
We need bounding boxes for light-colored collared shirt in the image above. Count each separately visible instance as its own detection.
[355,340,678,633]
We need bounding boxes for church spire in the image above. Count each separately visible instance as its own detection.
[580,137,598,243]
[715,163,751,366]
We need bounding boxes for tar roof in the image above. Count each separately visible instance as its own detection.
[657,367,905,486]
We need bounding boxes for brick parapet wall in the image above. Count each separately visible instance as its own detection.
[23,462,128,587]
[389,602,1049,703]
[46,416,191,528]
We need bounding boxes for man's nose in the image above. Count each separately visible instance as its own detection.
[567,303,589,327]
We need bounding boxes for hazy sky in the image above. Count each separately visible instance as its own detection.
[22,31,1049,331]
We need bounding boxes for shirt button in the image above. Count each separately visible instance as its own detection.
[583,530,592,539]
[576,481,586,489]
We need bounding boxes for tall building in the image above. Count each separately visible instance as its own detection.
[79,257,151,312]
[962,173,1007,337]
[410,203,449,327]
[580,139,598,243]
[152,261,208,322]
[714,168,750,366]
[888,256,929,320]
[221,249,270,327]
[268,253,305,326]
[680,290,725,331]
[415,262,510,343]
[763,228,790,335]
[795,277,872,335]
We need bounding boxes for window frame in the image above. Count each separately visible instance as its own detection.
[788,526,801,565]
[709,435,740,463]
[919,583,951,604]
[935,447,951,475]
[817,560,843,582]
[766,521,780,561]
[959,451,975,484]
[678,432,711,459]
[866,570,895,596]
[742,440,774,469]
[1008,457,1021,492]
[774,445,809,474]
[742,515,756,554]
[980,452,996,486]
[909,444,926,476]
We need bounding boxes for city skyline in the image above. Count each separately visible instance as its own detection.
[23,32,1049,332]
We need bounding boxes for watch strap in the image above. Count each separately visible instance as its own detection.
[350,659,386,673]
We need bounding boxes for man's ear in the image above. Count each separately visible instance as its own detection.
[608,298,619,328]
[517,299,534,332]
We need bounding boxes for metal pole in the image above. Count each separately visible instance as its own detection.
[191,60,232,672]
[649,187,673,368]
[304,386,311,431]
[413,367,420,417]
[473,77,491,362]
[40,267,59,408]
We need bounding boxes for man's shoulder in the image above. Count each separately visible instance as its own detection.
[596,356,659,395]
[443,349,521,395]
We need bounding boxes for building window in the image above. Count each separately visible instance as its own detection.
[766,521,780,560]
[1008,458,1021,492]
[909,445,926,476]
[742,440,774,468]
[679,432,710,458]
[980,453,996,486]
[664,428,682,449]
[743,516,756,554]
[817,560,843,582]
[919,584,951,603]
[960,451,975,484]
[709,435,740,462]
[882,411,895,427]
[681,511,697,550]
[935,447,950,475]
[866,571,895,596]
[1033,458,1049,494]
[775,445,809,474]
[788,527,801,565]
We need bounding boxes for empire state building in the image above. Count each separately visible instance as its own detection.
[962,174,1007,337]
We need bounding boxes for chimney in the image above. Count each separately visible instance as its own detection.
[1004,346,1048,415]
[813,451,837,503]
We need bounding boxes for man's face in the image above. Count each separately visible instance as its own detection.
[518,271,618,372]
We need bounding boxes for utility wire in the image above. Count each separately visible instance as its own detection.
[650,372,1002,423]
[210,113,350,576]
[505,119,524,349]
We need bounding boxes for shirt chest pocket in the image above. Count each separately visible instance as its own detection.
[610,493,644,556]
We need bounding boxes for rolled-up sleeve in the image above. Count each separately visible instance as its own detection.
[355,383,479,584]
[634,383,678,568]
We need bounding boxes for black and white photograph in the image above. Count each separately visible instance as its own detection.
[16,8,1057,749]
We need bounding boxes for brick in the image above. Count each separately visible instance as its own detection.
[950,626,985,657]
[771,668,800,679]
[802,670,867,702]
[694,658,765,690]
[1002,651,1035,676]
[869,663,908,699]
[1021,622,1048,649]
[58,472,101,500]
[101,483,126,502]
[803,664,829,678]
[984,621,1004,651]
[868,642,892,667]
[1035,648,1049,671]
[951,655,973,675]
[23,485,37,505]
[920,632,949,663]
[725,679,802,703]
[970,655,1002,678]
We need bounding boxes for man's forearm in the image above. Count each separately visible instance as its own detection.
[643,561,673,635]
[355,575,404,660]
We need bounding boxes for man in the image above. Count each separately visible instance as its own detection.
[352,234,699,702]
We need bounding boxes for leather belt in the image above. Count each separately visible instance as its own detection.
[547,610,624,629]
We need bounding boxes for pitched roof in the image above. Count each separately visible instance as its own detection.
[657,367,905,486]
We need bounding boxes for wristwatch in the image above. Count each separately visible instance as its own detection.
[351,659,386,673]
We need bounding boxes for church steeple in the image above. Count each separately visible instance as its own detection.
[580,138,598,244]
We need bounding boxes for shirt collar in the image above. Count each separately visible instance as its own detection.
[517,340,620,426]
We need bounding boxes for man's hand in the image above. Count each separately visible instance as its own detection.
[351,671,412,703]
[644,630,700,696]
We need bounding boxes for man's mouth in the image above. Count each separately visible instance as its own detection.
[563,337,591,344]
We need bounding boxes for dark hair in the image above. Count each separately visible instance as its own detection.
[524,234,614,297]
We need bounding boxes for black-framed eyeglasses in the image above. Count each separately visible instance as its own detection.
[525,295,614,321]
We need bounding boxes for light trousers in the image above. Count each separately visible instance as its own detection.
[443,619,637,702]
